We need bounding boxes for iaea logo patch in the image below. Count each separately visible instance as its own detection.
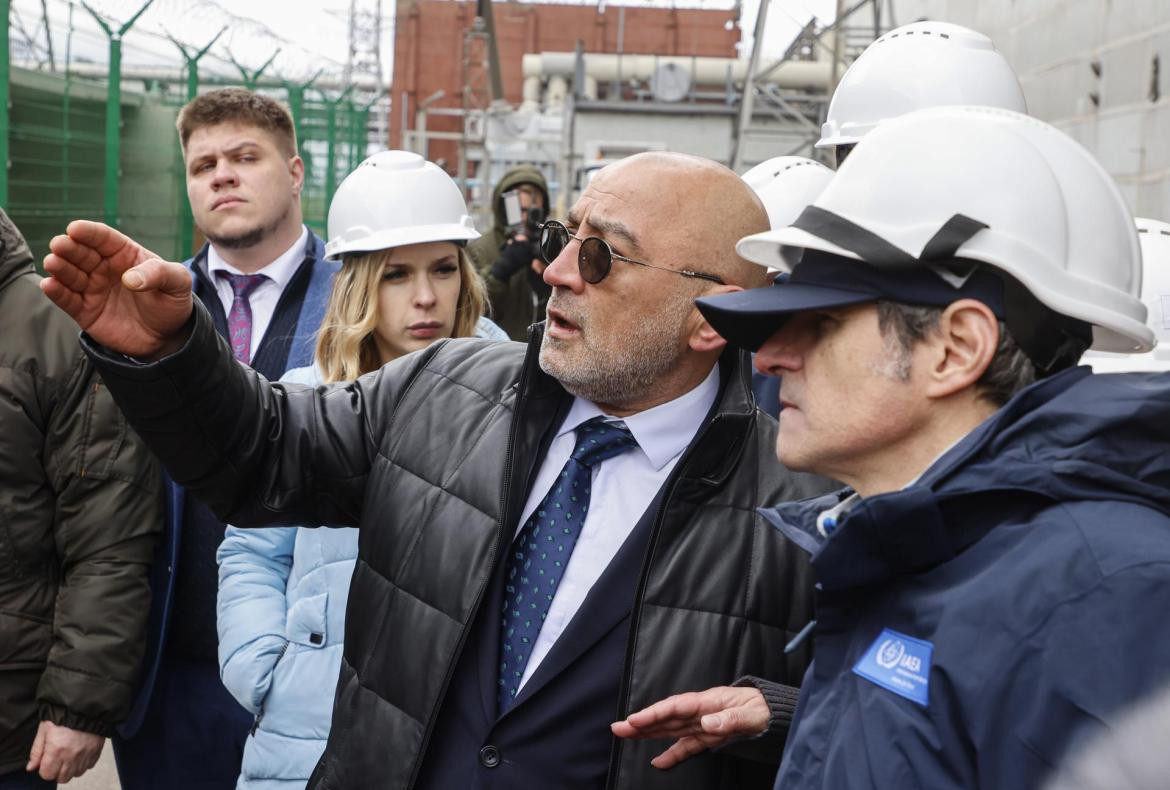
[852,628,933,706]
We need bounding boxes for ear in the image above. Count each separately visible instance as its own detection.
[289,155,305,195]
[924,299,999,400]
[687,284,739,353]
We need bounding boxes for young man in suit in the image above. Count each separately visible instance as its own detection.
[108,88,337,790]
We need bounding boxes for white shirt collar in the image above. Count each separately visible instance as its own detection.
[206,225,309,290]
[558,363,721,471]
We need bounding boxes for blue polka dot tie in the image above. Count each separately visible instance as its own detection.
[497,416,638,711]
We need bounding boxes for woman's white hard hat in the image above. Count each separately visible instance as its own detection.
[818,21,1027,149]
[325,150,479,261]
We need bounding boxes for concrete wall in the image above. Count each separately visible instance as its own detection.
[895,0,1170,219]
[574,108,734,163]
[570,106,811,173]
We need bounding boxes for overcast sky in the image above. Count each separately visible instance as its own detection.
[10,0,839,85]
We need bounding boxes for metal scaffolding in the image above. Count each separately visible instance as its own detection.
[731,0,891,167]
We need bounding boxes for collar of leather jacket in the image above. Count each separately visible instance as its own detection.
[518,320,759,494]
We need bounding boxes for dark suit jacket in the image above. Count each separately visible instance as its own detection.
[416,473,665,789]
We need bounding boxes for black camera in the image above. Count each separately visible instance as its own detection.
[503,189,546,241]
[525,205,546,239]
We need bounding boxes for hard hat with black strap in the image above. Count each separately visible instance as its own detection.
[698,106,1153,378]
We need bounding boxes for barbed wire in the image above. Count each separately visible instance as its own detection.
[9,0,811,90]
[10,0,356,84]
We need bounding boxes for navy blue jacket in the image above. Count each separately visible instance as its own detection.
[117,232,338,737]
[768,368,1170,790]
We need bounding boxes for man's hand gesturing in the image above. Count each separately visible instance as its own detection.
[41,221,194,359]
[611,685,770,769]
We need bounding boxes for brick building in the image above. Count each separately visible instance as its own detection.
[391,0,741,165]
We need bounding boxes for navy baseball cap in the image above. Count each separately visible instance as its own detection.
[697,250,1007,352]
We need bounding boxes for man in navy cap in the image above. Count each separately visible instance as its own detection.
[614,107,1170,790]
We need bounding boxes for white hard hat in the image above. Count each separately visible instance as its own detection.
[737,157,834,268]
[1088,217,1170,372]
[754,106,1152,355]
[818,21,1027,149]
[325,150,479,260]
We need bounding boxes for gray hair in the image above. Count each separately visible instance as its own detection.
[875,301,1037,406]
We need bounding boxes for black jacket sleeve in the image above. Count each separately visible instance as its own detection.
[713,676,801,764]
[81,302,430,531]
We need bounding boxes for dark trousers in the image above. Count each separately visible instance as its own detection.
[112,656,251,790]
[0,771,54,790]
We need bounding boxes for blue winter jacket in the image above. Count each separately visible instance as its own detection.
[216,317,507,789]
[768,367,1170,790]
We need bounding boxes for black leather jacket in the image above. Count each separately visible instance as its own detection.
[84,302,833,790]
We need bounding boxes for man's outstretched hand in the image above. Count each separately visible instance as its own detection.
[41,221,194,359]
[611,685,769,770]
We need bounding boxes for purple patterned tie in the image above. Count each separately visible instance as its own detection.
[216,272,268,364]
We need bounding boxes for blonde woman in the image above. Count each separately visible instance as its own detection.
[214,151,505,790]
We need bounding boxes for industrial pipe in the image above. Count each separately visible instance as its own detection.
[521,52,832,91]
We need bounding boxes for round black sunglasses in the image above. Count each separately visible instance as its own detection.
[537,220,725,285]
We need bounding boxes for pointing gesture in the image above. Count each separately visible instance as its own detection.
[41,221,194,359]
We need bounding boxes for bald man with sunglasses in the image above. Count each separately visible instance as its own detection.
[40,151,833,790]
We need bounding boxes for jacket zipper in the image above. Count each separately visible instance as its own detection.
[251,639,291,736]
[605,414,726,789]
[605,478,682,790]
[403,334,538,789]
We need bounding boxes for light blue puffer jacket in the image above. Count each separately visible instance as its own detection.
[216,363,356,789]
[216,317,507,789]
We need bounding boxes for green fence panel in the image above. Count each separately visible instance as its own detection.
[4,62,375,265]
[6,70,107,264]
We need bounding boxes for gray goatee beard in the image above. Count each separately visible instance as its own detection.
[539,290,692,407]
[201,203,292,251]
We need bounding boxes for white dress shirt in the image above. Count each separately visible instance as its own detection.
[206,226,309,361]
[513,363,721,690]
